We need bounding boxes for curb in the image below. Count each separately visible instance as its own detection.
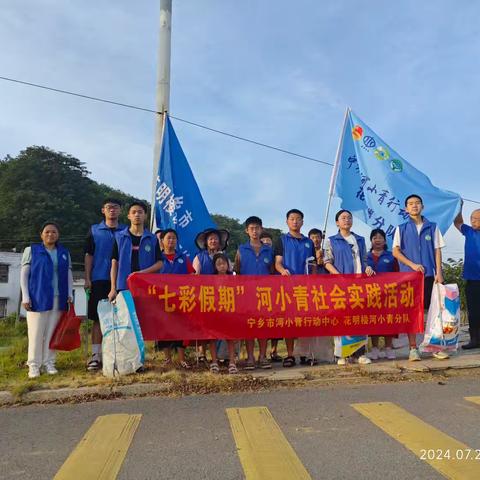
[1,355,479,406]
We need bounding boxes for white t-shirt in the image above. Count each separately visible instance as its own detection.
[324,235,363,274]
[392,224,445,250]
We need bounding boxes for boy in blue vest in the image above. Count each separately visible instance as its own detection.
[454,201,480,349]
[84,198,126,371]
[108,201,163,301]
[234,216,274,369]
[393,194,446,361]
[274,209,315,367]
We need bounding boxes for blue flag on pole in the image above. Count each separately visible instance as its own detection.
[154,116,216,257]
[334,110,460,240]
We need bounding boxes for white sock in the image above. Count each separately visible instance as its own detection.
[92,344,102,356]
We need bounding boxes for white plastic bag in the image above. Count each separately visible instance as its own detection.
[98,290,145,377]
[420,283,460,354]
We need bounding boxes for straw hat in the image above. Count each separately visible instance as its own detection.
[195,228,229,251]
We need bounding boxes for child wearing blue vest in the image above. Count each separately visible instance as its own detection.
[274,209,315,367]
[393,194,446,361]
[454,201,480,349]
[234,216,274,369]
[108,201,163,301]
[324,210,375,365]
[154,229,195,368]
[20,222,73,379]
[208,253,239,374]
[84,198,126,371]
[366,228,399,361]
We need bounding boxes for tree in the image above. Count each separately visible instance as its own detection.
[0,146,142,265]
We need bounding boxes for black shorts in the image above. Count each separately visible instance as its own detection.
[424,276,435,311]
[87,280,111,321]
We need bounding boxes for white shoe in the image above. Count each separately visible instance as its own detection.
[409,348,421,361]
[385,347,396,360]
[378,349,386,359]
[433,351,449,360]
[45,365,58,375]
[28,366,40,379]
[357,355,372,365]
[337,357,347,366]
[368,347,379,360]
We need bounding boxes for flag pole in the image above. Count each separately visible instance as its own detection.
[321,107,350,245]
[151,0,172,231]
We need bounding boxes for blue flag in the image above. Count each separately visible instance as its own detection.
[334,110,460,240]
[154,116,216,257]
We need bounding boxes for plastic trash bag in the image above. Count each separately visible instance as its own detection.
[420,283,460,354]
[98,290,145,377]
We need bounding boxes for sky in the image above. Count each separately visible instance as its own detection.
[1,0,479,259]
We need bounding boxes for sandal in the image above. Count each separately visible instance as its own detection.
[259,358,272,369]
[270,353,283,363]
[209,362,220,374]
[86,359,102,371]
[283,356,296,368]
[228,363,239,375]
[198,355,208,364]
[179,361,191,370]
[244,361,256,370]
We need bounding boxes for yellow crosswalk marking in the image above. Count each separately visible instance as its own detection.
[226,406,311,480]
[352,402,480,480]
[465,396,480,406]
[54,414,142,480]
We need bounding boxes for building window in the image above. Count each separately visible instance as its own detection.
[0,264,9,283]
[0,298,6,318]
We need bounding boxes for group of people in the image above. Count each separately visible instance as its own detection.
[19,194,480,378]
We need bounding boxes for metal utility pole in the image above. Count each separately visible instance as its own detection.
[151,0,172,230]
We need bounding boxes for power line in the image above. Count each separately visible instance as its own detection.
[1,74,479,205]
[0,75,333,168]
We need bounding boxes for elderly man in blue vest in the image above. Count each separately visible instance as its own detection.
[393,194,447,361]
[84,198,126,371]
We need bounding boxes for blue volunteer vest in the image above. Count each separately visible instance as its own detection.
[91,221,127,282]
[328,232,367,274]
[367,250,396,273]
[280,233,314,275]
[398,218,436,277]
[196,249,215,274]
[238,242,273,275]
[116,229,158,290]
[461,225,480,280]
[29,243,69,312]
[160,252,189,274]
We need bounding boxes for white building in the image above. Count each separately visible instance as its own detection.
[0,251,22,318]
[0,251,87,318]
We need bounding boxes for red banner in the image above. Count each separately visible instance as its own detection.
[127,272,424,341]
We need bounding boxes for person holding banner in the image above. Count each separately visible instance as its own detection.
[392,194,447,361]
[84,198,126,372]
[274,209,315,367]
[192,228,230,364]
[20,222,73,378]
[366,228,399,360]
[193,228,230,275]
[108,201,163,302]
[154,228,195,368]
[454,201,480,349]
[260,231,282,362]
[324,210,374,365]
[234,216,274,369]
